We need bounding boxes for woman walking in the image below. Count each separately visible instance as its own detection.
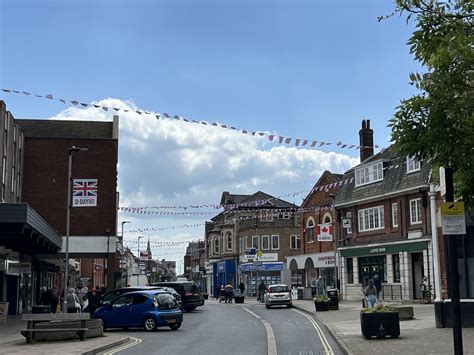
[364,279,377,309]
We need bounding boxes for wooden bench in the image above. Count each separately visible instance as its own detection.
[21,313,90,344]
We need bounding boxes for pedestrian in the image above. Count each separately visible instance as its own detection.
[40,287,52,308]
[373,275,381,299]
[238,281,245,296]
[257,280,266,302]
[224,283,234,304]
[51,285,59,313]
[315,276,324,296]
[364,279,377,309]
[88,287,101,315]
[218,284,224,303]
[66,288,81,313]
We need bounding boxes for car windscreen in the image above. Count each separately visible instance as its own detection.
[184,283,200,293]
[153,293,178,309]
[269,286,289,293]
[103,290,126,303]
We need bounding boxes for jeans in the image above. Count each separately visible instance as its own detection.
[367,295,377,308]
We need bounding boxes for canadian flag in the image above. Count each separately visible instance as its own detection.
[317,223,333,242]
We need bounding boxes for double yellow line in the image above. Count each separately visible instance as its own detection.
[293,309,334,354]
[103,336,142,355]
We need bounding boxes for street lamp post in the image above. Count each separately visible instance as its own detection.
[64,146,88,313]
[137,236,144,286]
[121,221,130,287]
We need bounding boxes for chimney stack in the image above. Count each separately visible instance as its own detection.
[359,119,374,162]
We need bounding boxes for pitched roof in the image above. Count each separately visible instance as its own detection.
[301,170,344,208]
[334,147,430,206]
[16,119,115,140]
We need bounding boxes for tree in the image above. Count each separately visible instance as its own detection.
[386,0,474,205]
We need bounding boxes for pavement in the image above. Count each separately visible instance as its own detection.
[291,299,474,355]
[0,316,129,355]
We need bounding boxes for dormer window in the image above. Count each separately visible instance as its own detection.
[406,157,421,173]
[355,162,383,187]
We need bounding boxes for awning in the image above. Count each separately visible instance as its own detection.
[0,203,62,254]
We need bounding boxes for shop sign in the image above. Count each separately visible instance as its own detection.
[340,241,428,258]
[240,253,278,263]
[441,202,466,235]
[314,253,335,268]
[20,262,31,274]
[240,262,283,272]
[6,260,20,276]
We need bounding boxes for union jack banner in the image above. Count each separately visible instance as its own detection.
[72,179,98,207]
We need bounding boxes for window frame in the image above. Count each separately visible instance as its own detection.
[306,218,315,243]
[392,202,399,228]
[260,210,273,222]
[252,235,260,249]
[410,198,422,225]
[346,212,352,234]
[406,157,421,173]
[358,206,385,232]
[278,211,290,219]
[214,238,219,254]
[355,161,384,187]
[226,232,232,250]
[290,235,301,250]
[261,235,270,250]
[271,235,279,250]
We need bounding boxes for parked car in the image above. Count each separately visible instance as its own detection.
[153,286,184,310]
[150,281,203,312]
[264,284,292,309]
[93,290,183,331]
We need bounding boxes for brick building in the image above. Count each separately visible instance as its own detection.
[286,170,343,298]
[17,117,119,292]
[205,191,300,298]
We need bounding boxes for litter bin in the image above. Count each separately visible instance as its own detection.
[32,305,50,314]
[327,289,339,310]
[297,287,304,300]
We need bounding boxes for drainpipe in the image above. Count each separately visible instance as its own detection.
[429,184,442,301]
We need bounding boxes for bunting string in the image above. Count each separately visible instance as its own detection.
[1,88,379,151]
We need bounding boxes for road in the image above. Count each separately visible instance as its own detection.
[100,299,343,355]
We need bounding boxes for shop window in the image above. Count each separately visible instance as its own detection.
[290,235,300,249]
[347,258,354,284]
[291,270,303,287]
[271,235,279,250]
[392,254,401,282]
[306,218,315,242]
[261,235,270,250]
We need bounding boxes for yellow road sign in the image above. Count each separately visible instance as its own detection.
[441,202,465,216]
[257,249,263,257]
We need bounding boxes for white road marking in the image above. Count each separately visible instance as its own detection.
[243,307,278,355]
[293,309,334,355]
[102,336,142,355]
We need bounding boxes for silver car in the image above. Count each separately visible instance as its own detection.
[264,284,292,309]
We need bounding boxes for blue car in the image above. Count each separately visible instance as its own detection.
[93,290,183,331]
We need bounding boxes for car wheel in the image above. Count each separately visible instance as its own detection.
[169,323,182,330]
[184,306,196,312]
[265,305,270,309]
[144,317,157,331]
[287,304,293,308]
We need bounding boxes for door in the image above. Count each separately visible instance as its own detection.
[129,294,150,326]
[106,294,135,327]
[6,275,18,315]
[411,253,424,299]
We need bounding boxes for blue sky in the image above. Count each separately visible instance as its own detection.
[0,0,419,269]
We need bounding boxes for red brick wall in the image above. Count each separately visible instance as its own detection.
[21,137,118,236]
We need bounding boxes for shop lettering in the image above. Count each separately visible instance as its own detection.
[73,198,96,206]
[369,247,386,254]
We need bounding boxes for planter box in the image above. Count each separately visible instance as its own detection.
[234,296,245,304]
[33,319,103,341]
[435,300,474,328]
[314,301,330,312]
[360,312,400,339]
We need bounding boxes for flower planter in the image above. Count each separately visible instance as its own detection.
[360,311,400,339]
[234,296,245,304]
[314,301,330,312]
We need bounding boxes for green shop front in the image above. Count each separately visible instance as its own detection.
[338,240,432,301]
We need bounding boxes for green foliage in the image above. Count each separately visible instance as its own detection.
[313,295,330,303]
[386,0,474,206]
[361,302,398,313]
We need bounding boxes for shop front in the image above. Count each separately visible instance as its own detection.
[213,259,236,298]
[240,262,283,296]
[339,240,432,301]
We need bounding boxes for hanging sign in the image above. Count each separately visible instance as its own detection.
[73,179,98,207]
[317,223,333,242]
[441,202,466,235]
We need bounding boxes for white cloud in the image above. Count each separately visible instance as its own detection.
[49,98,358,269]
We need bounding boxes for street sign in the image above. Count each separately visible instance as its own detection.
[441,202,466,235]
[342,217,351,229]
[245,248,257,255]
[257,249,263,257]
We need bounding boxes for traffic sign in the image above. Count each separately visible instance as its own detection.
[257,249,263,257]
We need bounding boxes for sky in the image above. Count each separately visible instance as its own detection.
[0,0,419,273]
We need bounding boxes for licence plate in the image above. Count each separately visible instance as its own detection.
[193,293,200,296]
[167,319,176,324]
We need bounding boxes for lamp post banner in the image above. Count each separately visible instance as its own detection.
[72,179,98,207]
